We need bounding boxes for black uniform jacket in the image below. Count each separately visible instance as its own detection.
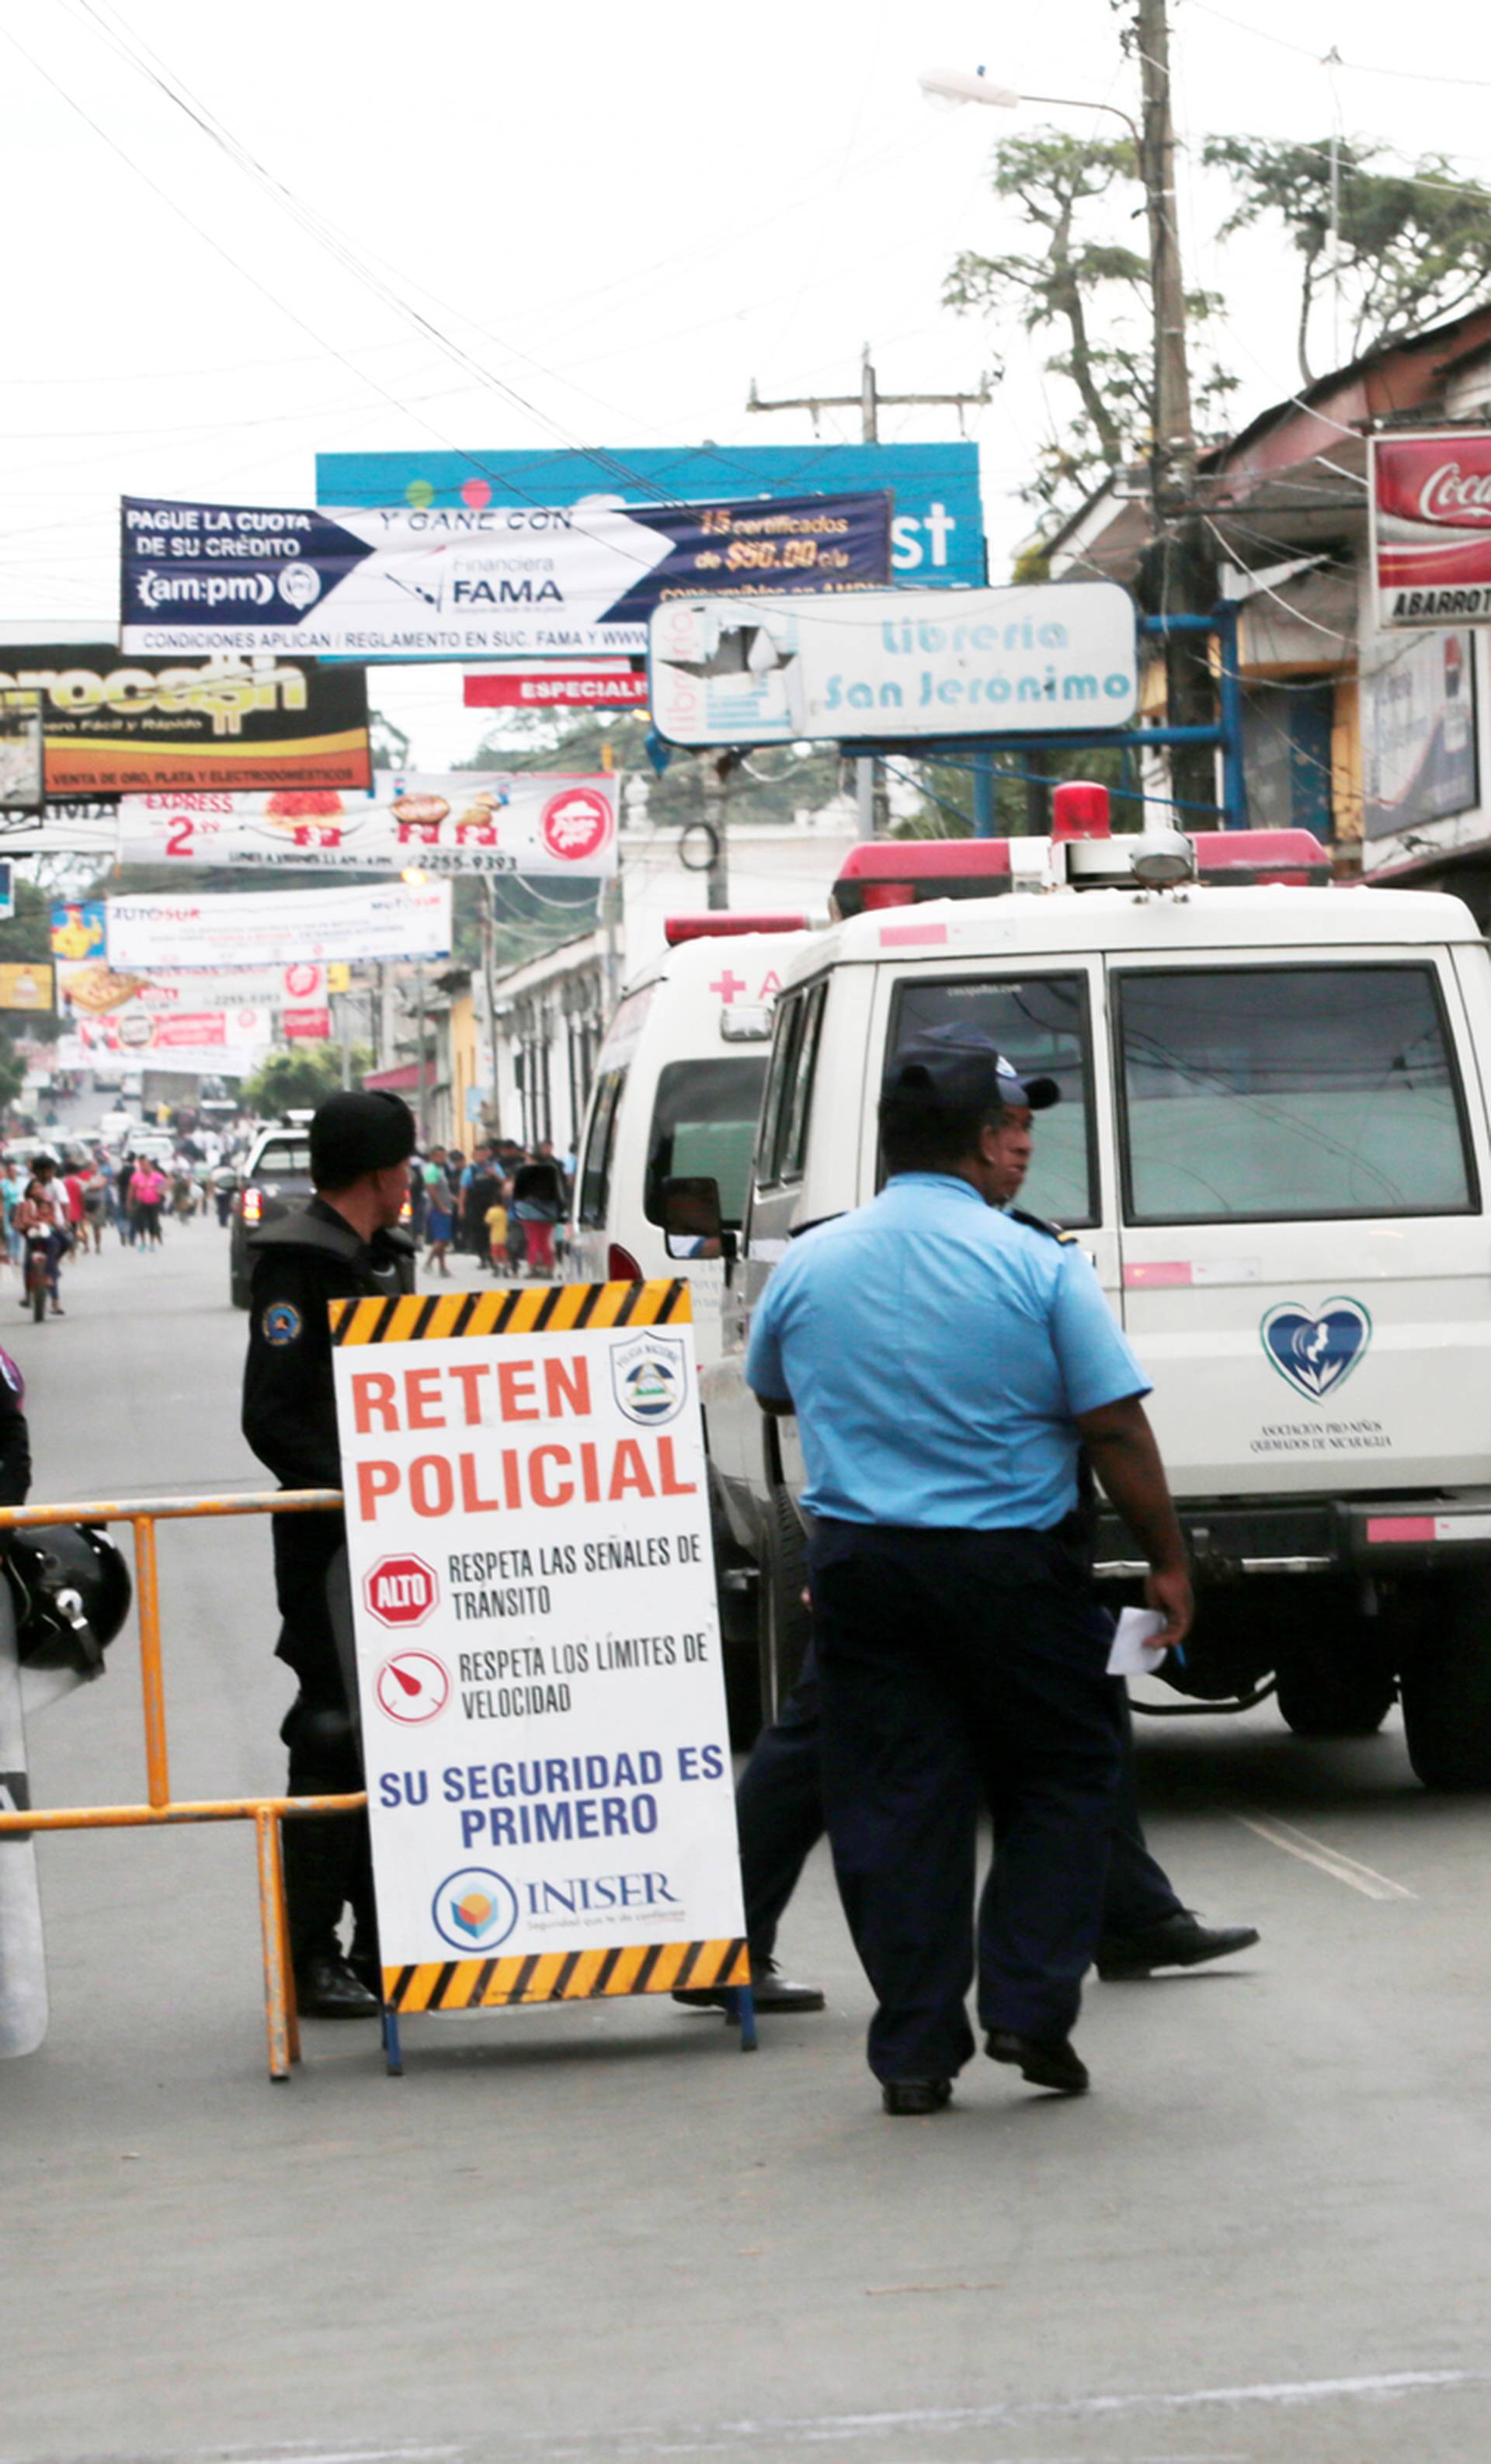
[242,1197,415,1679]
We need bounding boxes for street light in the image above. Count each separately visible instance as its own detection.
[917,64,1138,144]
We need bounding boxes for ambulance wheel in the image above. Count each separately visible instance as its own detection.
[1276,1617,1395,1739]
[1400,1571,1491,1789]
[759,1484,810,1727]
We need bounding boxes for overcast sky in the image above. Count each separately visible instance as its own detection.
[3,0,1489,766]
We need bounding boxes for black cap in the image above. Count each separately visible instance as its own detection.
[310,1090,417,1185]
[883,1023,1060,1112]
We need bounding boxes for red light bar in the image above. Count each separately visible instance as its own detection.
[1192,831,1330,887]
[664,913,808,945]
[832,840,1013,919]
[1051,781,1111,842]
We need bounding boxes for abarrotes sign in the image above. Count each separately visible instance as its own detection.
[648,581,1138,747]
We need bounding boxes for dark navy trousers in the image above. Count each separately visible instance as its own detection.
[803,1519,1135,2082]
[739,1657,1181,1963]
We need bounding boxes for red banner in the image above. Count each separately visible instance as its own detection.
[282,1006,332,1039]
[464,667,648,709]
[1375,432,1491,624]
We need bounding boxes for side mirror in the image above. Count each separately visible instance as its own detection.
[660,1175,737,1268]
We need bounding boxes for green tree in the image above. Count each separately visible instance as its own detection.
[242,1046,361,1115]
[1201,135,1491,384]
[944,130,1235,526]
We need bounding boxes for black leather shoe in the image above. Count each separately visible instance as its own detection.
[1097,1911,1260,1980]
[347,1949,384,2001]
[986,2029,1090,2095]
[882,2078,952,2116]
[294,1951,381,2018]
[674,1956,825,2015]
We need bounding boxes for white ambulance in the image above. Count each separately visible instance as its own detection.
[690,808,1491,1786]
[569,916,811,1352]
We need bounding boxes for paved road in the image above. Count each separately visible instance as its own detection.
[4,1217,1491,2464]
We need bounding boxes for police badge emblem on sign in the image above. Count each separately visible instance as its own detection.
[610,1330,689,1426]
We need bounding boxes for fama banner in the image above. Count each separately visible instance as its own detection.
[118,491,892,659]
[1374,434,1491,626]
[116,773,617,876]
[0,644,370,793]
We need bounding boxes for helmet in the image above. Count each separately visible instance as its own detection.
[5,1525,132,1678]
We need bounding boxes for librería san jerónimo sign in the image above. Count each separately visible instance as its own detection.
[119,491,893,661]
[647,582,1139,746]
[329,1281,749,2019]
[0,644,370,795]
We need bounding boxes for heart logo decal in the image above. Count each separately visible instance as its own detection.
[1260,1297,1372,1404]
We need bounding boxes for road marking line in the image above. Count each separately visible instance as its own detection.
[1235,1812,1416,1900]
[544,2367,1486,2455]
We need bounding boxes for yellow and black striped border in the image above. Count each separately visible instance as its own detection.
[331,1275,692,1347]
[383,1936,749,2012]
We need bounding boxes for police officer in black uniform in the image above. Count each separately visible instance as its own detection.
[242,1091,416,2018]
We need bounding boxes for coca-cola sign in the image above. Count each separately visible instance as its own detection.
[1375,432,1491,624]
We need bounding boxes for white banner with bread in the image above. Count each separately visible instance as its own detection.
[116,772,617,877]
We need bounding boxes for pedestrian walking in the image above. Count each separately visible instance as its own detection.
[742,1025,1193,2113]
[241,1089,417,2019]
[681,1095,1255,2017]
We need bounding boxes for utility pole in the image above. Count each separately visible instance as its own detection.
[1135,0,1218,820]
[748,348,993,838]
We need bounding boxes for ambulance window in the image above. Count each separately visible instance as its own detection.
[886,973,1097,1225]
[1117,964,1478,1223]
[757,991,808,1188]
[643,1056,770,1229]
[779,979,826,1184]
[577,1068,626,1227]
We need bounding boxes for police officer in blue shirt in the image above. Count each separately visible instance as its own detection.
[745,1024,1194,2115]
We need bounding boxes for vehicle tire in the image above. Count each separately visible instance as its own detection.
[1276,1620,1395,1739]
[758,1483,810,1727]
[231,1272,252,1311]
[1399,1570,1491,1789]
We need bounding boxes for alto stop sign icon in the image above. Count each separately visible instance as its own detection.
[363,1553,439,1629]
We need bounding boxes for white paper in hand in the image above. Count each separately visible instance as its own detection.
[1107,1606,1169,1678]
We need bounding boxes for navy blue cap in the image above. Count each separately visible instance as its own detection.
[310,1090,416,1184]
[882,1023,1060,1112]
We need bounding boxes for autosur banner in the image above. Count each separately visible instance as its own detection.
[116,773,617,876]
[1374,434,1491,625]
[104,880,452,972]
[118,491,892,659]
[57,957,332,1020]
[0,645,370,794]
[330,1281,747,2004]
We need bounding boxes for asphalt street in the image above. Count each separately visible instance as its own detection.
[3,1211,1491,2464]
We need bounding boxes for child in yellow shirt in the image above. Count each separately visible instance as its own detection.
[485,1196,509,1275]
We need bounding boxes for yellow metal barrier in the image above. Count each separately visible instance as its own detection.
[0,1489,361,2081]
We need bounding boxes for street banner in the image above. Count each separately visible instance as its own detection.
[1373,434,1491,626]
[464,664,648,710]
[0,966,54,1013]
[104,880,453,972]
[1362,630,1479,847]
[0,800,120,861]
[321,441,986,588]
[329,1279,749,2018]
[648,581,1139,745]
[119,490,893,660]
[0,643,370,793]
[0,688,43,813]
[51,901,106,960]
[57,957,332,1018]
[68,1006,273,1070]
[116,773,617,877]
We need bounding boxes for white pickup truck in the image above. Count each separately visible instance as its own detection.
[691,818,1491,1788]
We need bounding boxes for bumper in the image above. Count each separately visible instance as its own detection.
[1094,1493,1491,1581]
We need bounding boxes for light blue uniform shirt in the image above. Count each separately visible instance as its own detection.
[746,1173,1151,1531]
